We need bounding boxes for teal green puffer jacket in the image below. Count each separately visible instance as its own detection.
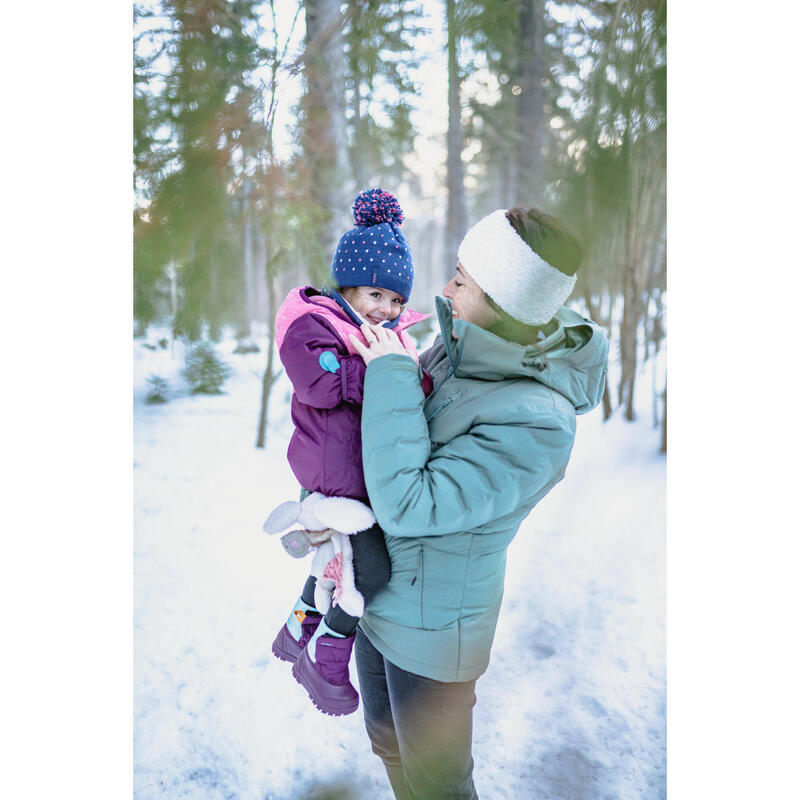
[358,296,609,682]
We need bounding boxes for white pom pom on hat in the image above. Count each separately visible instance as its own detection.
[457,209,577,326]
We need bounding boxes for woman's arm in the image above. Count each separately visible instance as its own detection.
[358,354,575,537]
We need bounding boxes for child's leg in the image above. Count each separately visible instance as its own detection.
[293,524,389,716]
[351,522,392,602]
[300,574,318,608]
[324,522,390,636]
[271,576,322,664]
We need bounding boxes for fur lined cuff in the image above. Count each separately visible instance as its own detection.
[263,492,375,537]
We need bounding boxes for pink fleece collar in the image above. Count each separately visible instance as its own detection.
[275,286,430,356]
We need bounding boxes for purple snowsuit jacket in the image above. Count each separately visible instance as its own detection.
[276,286,433,501]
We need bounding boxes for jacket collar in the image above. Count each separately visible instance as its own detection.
[433,295,609,414]
[434,294,558,378]
[305,286,430,333]
[322,286,402,330]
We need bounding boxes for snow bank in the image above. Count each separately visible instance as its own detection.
[134,333,665,799]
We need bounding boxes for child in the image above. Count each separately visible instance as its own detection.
[267,189,431,716]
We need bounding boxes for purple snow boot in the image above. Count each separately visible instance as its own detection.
[271,610,321,664]
[291,620,359,716]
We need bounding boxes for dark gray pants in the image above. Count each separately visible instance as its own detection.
[354,629,479,800]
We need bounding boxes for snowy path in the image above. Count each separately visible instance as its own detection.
[134,338,665,800]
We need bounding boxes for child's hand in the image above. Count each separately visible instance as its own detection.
[349,324,416,365]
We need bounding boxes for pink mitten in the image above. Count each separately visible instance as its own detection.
[322,552,344,605]
[309,533,365,617]
[310,541,336,613]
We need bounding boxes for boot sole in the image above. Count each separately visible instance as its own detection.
[292,651,359,716]
[271,625,302,664]
[271,640,299,664]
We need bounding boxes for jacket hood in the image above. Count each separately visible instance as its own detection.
[276,285,430,343]
[434,295,608,414]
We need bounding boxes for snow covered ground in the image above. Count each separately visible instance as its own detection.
[133,329,665,800]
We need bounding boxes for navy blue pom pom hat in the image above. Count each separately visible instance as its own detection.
[457,209,578,326]
[330,188,414,303]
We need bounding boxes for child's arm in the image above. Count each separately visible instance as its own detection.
[420,368,434,397]
[280,314,367,408]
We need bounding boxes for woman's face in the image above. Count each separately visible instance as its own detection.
[442,263,497,329]
[341,286,406,324]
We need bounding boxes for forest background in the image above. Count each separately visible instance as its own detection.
[3,1,799,798]
[133,0,667,446]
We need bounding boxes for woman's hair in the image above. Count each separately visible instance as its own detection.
[485,295,549,346]
[482,206,581,344]
[504,205,582,276]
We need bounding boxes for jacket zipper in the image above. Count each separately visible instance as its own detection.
[411,545,422,585]
[426,395,454,423]
[410,545,424,627]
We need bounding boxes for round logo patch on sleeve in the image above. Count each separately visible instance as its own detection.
[318,351,341,373]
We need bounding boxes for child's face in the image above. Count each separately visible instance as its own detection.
[341,286,406,325]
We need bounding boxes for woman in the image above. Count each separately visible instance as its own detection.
[348,205,609,800]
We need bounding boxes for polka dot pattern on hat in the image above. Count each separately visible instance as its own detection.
[330,188,414,302]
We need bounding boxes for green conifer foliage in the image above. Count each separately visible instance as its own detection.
[344,0,424,189]
[145,375,170,404]
[184,342,232,394]
[134,0,268,337]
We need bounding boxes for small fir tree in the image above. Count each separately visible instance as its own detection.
[145,375,169,404]
[184,341,232,394]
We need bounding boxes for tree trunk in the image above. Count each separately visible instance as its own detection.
[660,381,667,454]
[516,0,546,205]
[303,0,349,259]
[256,261,279,449]
[500,152,516,211]
[618,229,639,422]
[617,107,642,423]
[240,172,256,339]
[352,76,366,191]
[256,20,283,449]
[602,382,613,421]
[584,289,613,421]
[445,0,468,272]
[348,1,366,192]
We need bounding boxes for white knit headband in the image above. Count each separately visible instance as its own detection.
[457,209,577,326]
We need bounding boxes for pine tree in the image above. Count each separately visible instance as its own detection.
[184,341,232,394]
[301,0,349,265]
[549,0,666,424]
[254,2,326,448]
[458,0,551,212]
[133,0,268,339]
[145,375,170,404]
[343,0,424,190]
[445,0,468,270]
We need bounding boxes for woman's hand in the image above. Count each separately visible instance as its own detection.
[349,324,416,365]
